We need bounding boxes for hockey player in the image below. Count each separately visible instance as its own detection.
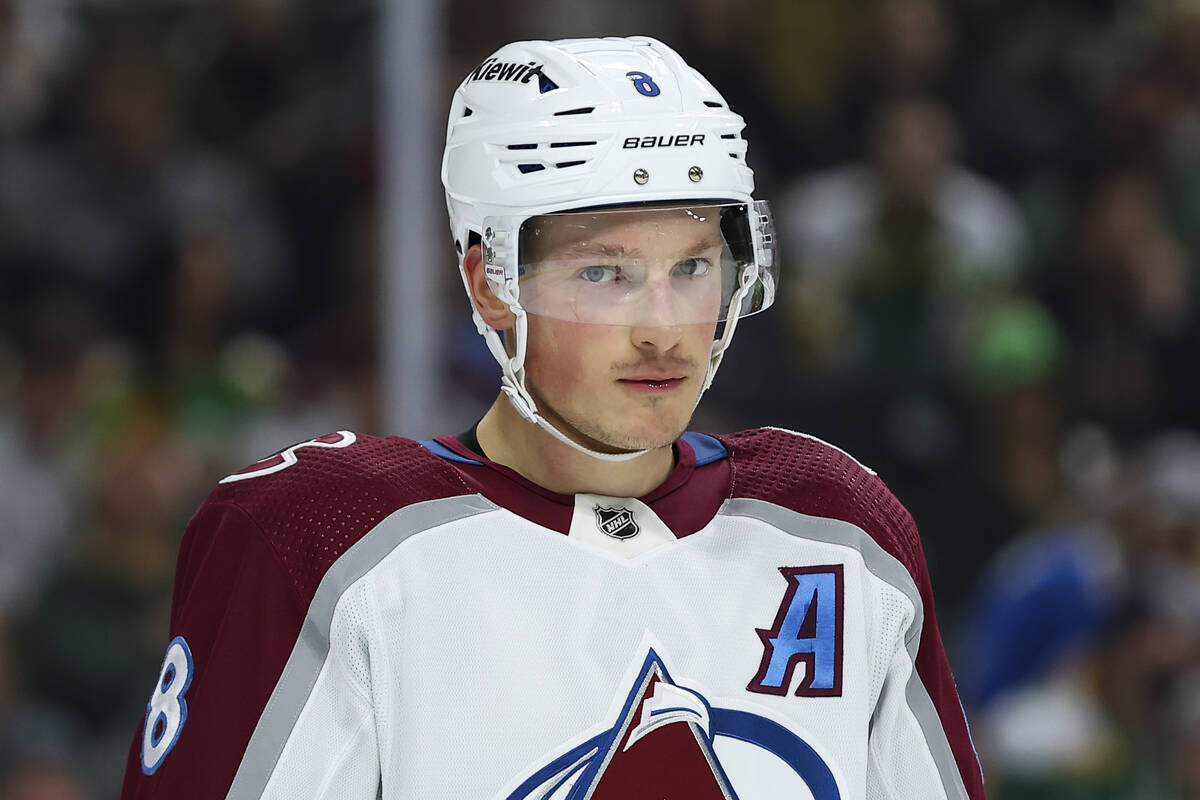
[121,36,985,799]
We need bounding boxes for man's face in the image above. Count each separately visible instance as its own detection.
[517,207,726,452]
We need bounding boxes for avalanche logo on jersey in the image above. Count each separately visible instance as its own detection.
[501,649,841,800]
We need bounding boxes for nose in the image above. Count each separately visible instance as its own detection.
[629,277,684,352]
[630,322,683,353]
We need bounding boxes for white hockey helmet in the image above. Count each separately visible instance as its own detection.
[441,36,777,461]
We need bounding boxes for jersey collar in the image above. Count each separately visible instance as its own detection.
[420,430,729,537]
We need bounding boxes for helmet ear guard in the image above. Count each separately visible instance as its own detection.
[442,36,777,461]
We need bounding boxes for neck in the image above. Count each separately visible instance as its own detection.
[475,395,677,498]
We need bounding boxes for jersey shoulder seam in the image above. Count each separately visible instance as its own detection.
[333,434,476,499]
[194,498,308,612]
[758,426,878,476]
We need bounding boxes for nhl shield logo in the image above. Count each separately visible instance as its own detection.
[593,506,639,540]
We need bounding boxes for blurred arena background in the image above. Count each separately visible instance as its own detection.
[1,0,1199,797]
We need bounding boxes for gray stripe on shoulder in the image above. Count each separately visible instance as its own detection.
[719,497,969,800]
[226,494,498,800]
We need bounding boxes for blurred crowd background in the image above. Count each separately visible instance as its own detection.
[0,0,1198,797]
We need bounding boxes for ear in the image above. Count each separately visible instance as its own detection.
[463,243,516,331]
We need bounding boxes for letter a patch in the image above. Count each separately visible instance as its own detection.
[748,565,844,697]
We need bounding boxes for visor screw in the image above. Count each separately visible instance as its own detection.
[485,246,495,263]
[484,226,494,239]
[633,168,649,185]
[688,165,703,182]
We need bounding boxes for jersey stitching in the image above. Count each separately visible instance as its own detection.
[866,718,907,800]
[396,443,475,496]
[723,434,741,501]
[197,499,308,614]
[329,580,377,708]
[302,707,376,798]
[221,498,316,607]
[761,425,878,476]
[870,659,954,800]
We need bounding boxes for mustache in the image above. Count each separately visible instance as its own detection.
[611,355,697,373]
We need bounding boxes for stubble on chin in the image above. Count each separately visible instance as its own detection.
[559,387,698,452]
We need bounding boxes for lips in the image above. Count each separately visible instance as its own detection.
[617,376,687,393]
[621,374,686,382]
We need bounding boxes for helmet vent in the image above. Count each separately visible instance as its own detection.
[721,134,736,140]
[463,107,474,117]
[555,160,585,168]
[703,101,724,108]
[553,107,595,116]
[549,141,597,148]
[518,163,546,174]
[506,143,538,150]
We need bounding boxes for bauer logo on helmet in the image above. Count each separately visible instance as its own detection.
[623,134,706,149]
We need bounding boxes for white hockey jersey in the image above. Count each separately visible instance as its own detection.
[120,427,985,799]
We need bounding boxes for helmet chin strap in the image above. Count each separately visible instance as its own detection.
[704,262,758,392]
[477,301,649,462]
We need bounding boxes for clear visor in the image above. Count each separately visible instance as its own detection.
[482,200,777,327]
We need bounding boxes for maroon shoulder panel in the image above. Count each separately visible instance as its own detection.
[121,433,472,799]
[718,428,986,800]
[212,433,472,601]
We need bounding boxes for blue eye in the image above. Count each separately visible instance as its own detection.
[673,258,711,277]
[579,266,620,283]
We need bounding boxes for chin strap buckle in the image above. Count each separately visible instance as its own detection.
[501,382,539,424]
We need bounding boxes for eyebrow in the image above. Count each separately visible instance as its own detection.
[552,233,724,261]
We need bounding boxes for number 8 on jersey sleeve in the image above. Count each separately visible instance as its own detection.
[141,636,195,775]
